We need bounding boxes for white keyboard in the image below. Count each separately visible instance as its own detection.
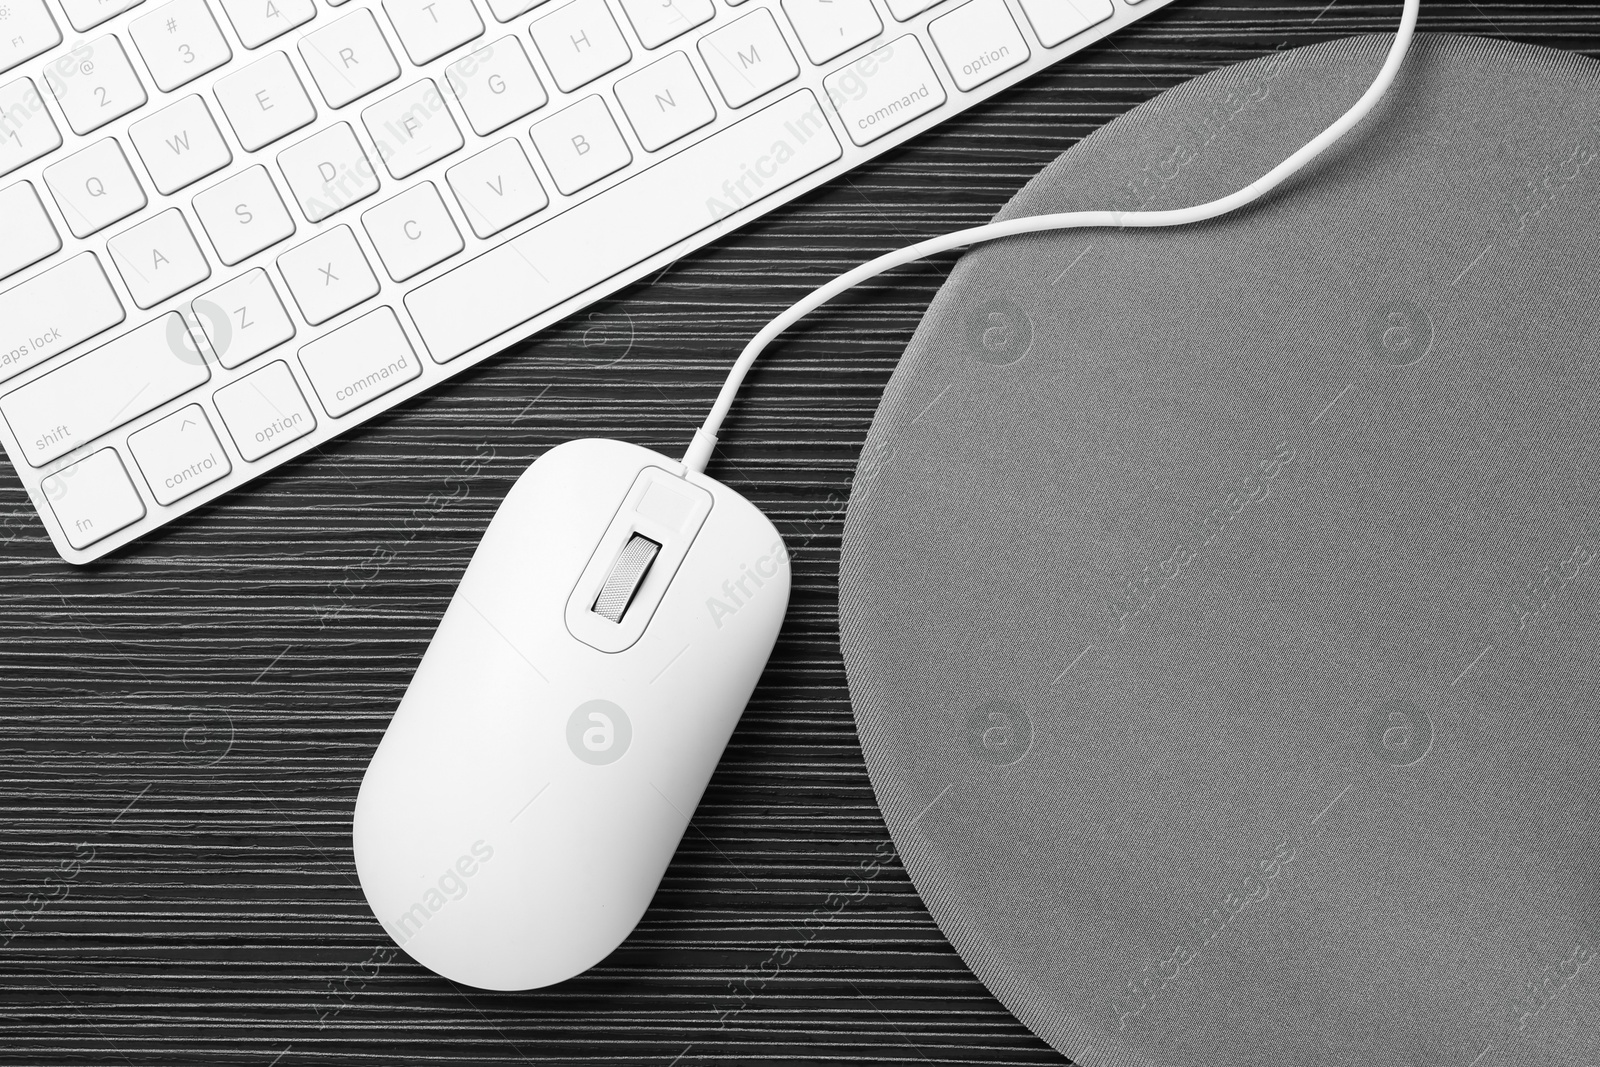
[0,0,1172,563]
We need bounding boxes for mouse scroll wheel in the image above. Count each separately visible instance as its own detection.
[592,534,663,623]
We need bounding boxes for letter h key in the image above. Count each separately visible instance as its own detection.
[529,0,631,93]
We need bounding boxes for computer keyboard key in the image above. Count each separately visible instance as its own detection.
[214,51,318,151]
[277,223,380,324]
[0,253,124,385]
[45,35,147,135]
[190,267,295,367]
[127,404,231,504]
[298,306,421,416]
[1,312,211,467]
[408,90,841,362]
[485,0,547,20]
[107,208,213,308]
[278,121,380,221]
[362,79,465,179]
[698,9,799,108]
[131,0,233,92]
[193,164,297,264]
[824,35,945,145]
[57,0,143,33]
[617,0,713,50]
[43,138,147,238]
[219,0,315,47]
[528,0,631,93]
[0,183,60,281]
[446,138,547,238]
[881,0,939,21]
[0,78,62,176]
[929,0,1028,91]
[1017,0,1110,48]
[300,9,401,108]
[362,182,464,281]
[130,95,233,194]
[615,50,714,151]
[529,94,631,195]
[42,448,146,549]
[782,0,882,65]
[0,0,62,76]
[384,0,485,65]
[213,359,315,459]
[447,37,548,136]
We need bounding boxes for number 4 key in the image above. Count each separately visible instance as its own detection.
[217,0,316,49]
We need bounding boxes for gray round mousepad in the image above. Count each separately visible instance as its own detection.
[838,32,1600,1067]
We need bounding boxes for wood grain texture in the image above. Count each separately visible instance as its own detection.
[1,4,1593,1064]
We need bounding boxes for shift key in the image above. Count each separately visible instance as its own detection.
[0,253,125,385]
[2,314,211,466]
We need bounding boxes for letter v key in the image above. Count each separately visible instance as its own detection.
[446,139,550,239]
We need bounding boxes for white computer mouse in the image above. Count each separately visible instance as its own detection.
[352,438,790,990]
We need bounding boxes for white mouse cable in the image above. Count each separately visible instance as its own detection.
[682,0,1422,474]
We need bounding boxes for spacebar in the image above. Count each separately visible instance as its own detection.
[406,90,842,362]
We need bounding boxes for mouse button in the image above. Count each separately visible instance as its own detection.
[565,467,713,653]
[634,477,695,532]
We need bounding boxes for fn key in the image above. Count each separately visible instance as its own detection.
[42,448,146,550]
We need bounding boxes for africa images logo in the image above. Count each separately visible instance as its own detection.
[1365,697,1432,767]
[967,297,1032,366]
[966,700,1032,766]
[1366,300,1433,367]
[566,700,632,766]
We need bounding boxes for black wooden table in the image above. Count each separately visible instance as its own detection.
[2,4,1592,1064]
